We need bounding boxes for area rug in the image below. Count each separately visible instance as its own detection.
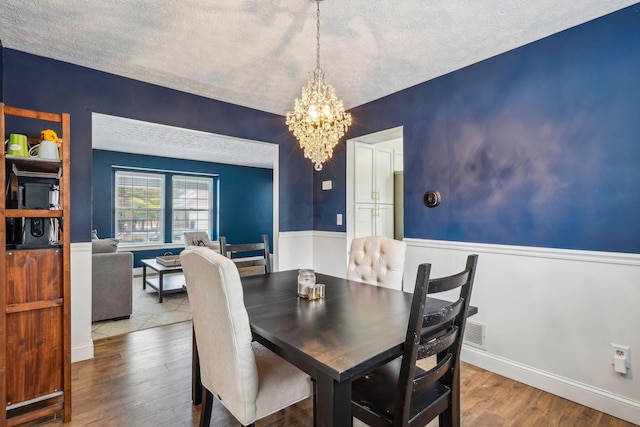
[91,276,192,340]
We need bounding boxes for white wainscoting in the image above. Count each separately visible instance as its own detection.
[277,231,314,272]
[312,231,349,278]
[71,242,94,362]
[404,238,640,425]
[278,231,347,277]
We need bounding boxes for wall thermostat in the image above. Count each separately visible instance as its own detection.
[424,190,441,208]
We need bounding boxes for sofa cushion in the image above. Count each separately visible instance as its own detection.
[92,238,119,254]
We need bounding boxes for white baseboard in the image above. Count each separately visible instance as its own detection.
[462,346,640,425]
[71,343,94,363]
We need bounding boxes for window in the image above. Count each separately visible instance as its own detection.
[172,176,214,242]
[115,171,165,244]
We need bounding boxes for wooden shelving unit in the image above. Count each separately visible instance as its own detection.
[0,103,71,425]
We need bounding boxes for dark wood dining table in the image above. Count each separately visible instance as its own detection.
[191,269,477,427]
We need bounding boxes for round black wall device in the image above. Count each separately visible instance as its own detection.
[424,190,441,208]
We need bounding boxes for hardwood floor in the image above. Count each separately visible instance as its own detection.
[32,321,636,427]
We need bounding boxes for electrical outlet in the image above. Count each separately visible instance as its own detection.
[336,214,343,226]
[611,344,631,374]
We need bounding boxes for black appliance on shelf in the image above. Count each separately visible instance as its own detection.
[5,182,59,249]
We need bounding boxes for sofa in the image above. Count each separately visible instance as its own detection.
[91,237,134,322]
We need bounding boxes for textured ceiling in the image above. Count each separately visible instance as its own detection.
[92,113,276,169]
[1,0,636,168]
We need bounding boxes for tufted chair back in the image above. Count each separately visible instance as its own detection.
[347,236,407,290]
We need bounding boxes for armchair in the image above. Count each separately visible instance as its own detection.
[183,231,220,252]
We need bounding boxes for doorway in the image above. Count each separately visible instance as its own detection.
[346,126,404,254]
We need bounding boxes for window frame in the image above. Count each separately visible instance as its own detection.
[112,167,218,247]
[171,175,215,243]
[114,170,166,245]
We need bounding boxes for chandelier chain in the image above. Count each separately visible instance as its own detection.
[316,0,321,71]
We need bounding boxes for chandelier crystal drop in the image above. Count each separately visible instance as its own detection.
[286,0,351,171]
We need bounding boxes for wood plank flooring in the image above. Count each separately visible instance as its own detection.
[31,321,636,427]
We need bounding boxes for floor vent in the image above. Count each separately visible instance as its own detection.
[463,320,486,350]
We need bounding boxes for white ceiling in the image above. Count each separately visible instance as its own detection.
[1,0,636,167]
[92,113,277,169]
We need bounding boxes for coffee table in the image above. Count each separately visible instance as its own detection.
[141,258,185,303]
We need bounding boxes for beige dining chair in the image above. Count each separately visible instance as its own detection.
[347,236,407,290]
[180,247,312,427]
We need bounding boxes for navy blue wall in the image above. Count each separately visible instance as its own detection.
[2,50,313,243]
[315,5,640,254]
[0,39,4,101]
[93,150,273,265]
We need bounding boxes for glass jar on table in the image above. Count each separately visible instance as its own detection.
[297,269,316,298]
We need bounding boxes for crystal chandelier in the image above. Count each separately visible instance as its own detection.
[286,0,352,171]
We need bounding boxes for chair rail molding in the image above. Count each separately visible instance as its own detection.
[403,238,640,266]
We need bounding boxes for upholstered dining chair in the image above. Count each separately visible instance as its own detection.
[219,234,272,277]
[183,231,220,252]
[347,236,407,290]
[350,254,478,427]
[180,247,312,427]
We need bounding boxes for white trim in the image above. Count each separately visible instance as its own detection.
[404,238,640,267]
[119,243,185,251]
[111,164,220,177]
[71,242,94,362]
[279,230,315,239]
[462,346,640,425]
[71,343,95,363]
[312,230,346,239]
[272,144,280,271]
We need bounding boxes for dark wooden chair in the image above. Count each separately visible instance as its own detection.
[351,254,479,427]
[219,234,272,277]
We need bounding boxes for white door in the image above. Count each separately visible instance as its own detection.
[354,203,375,237]
[374,147,394,204]
[354,203,394,238]
[354,143,394,204]
[375,204,394,238]
[354,143,375,204]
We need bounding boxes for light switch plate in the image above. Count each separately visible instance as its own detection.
[322,180,332,190]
